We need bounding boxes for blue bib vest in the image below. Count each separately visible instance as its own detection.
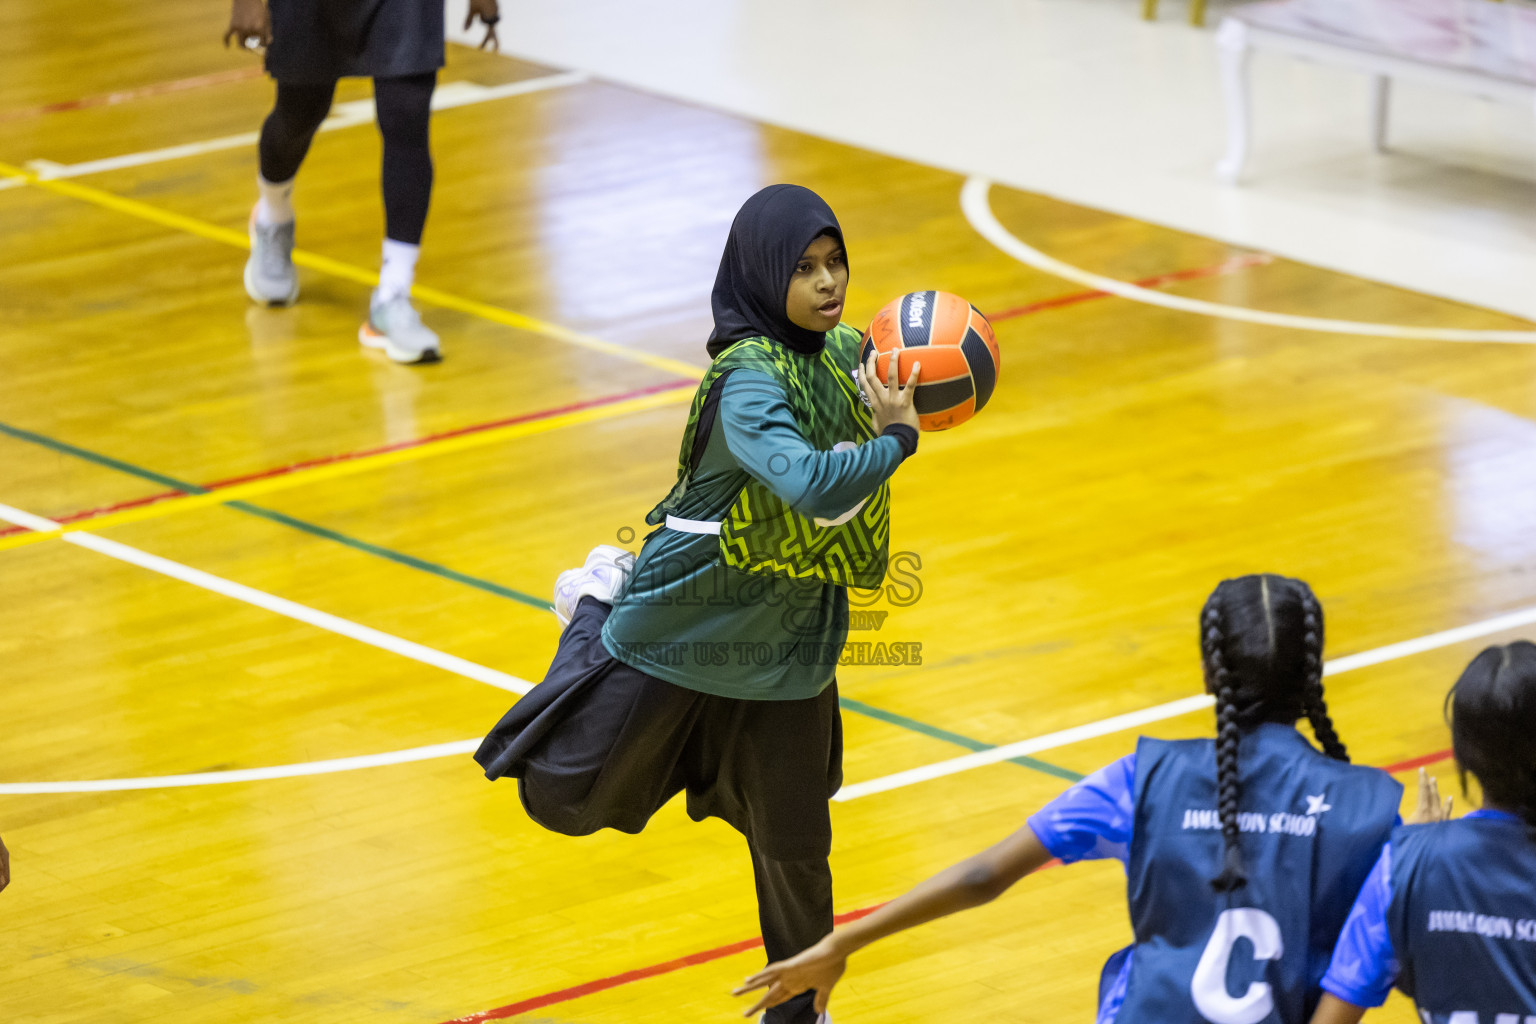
[1116,724,1401,1024]
[1386,815,1536,1024]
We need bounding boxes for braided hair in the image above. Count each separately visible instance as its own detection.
[1447,641,1536,836]
[1299,587,1349,762]
[1201,575,1350,892]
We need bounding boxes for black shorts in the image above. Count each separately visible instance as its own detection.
[475,599,844,861]
[265,0,445,84]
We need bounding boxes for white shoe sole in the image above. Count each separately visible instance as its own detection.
[244,256,298,307]
[358,321,441,364]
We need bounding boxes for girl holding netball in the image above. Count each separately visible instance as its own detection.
[737,574,1404,1024]
[476,184,921,1024]
[1309,641,1536,1024]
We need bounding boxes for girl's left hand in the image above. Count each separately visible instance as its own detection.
[1407,767,1453,824]
[732,936,846,1017]
[465,0,500,51]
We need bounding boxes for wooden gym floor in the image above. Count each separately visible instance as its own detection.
[3,4,1535,1023]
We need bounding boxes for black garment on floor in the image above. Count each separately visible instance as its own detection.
[475,598,840,1023]
[265,0,445,84]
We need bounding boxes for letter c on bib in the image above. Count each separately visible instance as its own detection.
[1191,908,1284,1024]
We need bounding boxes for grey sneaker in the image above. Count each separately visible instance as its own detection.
[359,290,441,364]
[244,208,299,306]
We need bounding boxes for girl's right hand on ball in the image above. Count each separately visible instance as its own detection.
[860,349,921,436]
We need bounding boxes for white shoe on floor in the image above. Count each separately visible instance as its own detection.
[359,289,441,364]
[553,545,635,625]
[244,207,299,306]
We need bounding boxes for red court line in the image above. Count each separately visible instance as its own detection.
[0,378,696,538]
[1383,748,1453,774]
[0,67,266,123]
[985,252,1274,323]
[1,253,1271,538]
[436,747,1452,1023]
[441,904,888,1024]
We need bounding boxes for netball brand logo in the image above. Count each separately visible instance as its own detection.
[905,292,928,328]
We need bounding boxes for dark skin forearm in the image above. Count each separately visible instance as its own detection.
[836,829,1051,948]
[734,825,1055,1016]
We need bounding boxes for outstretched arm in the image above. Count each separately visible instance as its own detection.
[732,825,1052,1017]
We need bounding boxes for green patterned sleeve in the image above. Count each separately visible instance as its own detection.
[718,370,904,521]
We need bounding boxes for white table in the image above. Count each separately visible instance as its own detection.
[1215,0,1536,181]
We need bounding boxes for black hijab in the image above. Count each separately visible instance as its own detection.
[706,184,845,358]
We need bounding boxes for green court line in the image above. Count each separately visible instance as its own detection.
[839,697,1084,782]
[0,419,551,611]
[1,418,1084,782]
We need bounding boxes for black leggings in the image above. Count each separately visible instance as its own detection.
[257,72,436,245]
[476,598,839,1024]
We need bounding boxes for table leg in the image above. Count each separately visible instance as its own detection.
[1215,19,1251,182]
[1371,74,1391,152]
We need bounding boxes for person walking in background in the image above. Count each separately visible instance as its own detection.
[224,0,500,363]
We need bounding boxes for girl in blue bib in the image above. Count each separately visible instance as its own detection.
[737,575,1403,1023]
[1310,641,1536,1024]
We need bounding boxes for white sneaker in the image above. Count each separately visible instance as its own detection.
[553,545,636,625]
[360,289,441,364]
[244,207,299,306]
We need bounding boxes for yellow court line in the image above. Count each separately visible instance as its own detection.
[0,161,707,380]
[0,387,692,553]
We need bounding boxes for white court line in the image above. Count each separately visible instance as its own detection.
[961,177,1536,345]
[833,599,1536,801]
[0,740,480,795]
[0,500,532,794]
[7,580,1535,794]
[0,501,532,690]
[14,72,587,184]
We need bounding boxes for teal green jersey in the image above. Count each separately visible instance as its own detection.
[601,338,907,700]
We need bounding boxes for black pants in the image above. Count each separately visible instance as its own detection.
[476,599,841,1024]
[257,72,435,245]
